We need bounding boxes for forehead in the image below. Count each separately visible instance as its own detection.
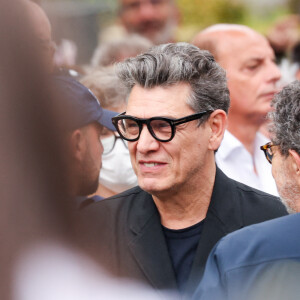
[217,31,274,68]
[126,83,193,118]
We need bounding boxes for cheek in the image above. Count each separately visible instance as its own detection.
[128,142,137,163]
[272,160,285,187]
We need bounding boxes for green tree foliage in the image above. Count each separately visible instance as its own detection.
[177,0,247,28]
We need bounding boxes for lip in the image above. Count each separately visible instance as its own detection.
[261,90,278,98]
[138,160,167,173]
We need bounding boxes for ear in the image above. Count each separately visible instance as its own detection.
[69,129,87,162]
[289,149,300,176]
[207,109,227,151]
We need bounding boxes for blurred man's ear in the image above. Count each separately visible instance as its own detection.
[207,109,227,151]
[69,129,87,162]
[289,149,300,176]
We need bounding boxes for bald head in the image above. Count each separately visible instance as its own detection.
[192,24,281,128]
[192,24,266,62]
[24,0,55,72]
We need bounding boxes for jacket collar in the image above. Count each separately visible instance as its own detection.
[128,190,178,292]
[184,167,244,296]
[127,167,243,296]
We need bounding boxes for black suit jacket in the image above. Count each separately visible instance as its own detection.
[82,168,287,298]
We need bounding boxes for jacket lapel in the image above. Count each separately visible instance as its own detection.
[184,167,244,296]
[128,192,178,291]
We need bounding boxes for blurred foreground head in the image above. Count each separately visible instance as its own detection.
[23,0,55,72]
[0,2,106,299]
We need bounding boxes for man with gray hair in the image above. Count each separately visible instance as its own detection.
[193,80,300,300]
[82,43,286,297]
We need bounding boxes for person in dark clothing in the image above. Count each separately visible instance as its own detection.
[193,80,300,300]
[81,43,287,298]
[53,76,117,199]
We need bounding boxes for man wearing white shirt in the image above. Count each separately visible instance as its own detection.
[193,24,281,195]
[216,131,278,195]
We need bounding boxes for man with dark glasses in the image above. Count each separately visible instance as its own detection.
[194,81,300,300]
[82,43,287,297]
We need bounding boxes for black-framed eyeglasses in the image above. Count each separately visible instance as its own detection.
[101,132,128,155]
[112,110,213,142]
[260,142,276,164]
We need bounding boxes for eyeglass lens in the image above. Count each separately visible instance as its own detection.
[265,146,273,163]
[117,118,173,141]
[101,134,128,155]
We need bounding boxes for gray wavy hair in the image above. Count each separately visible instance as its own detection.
[80,67,128,110]
[269,80,300,156]
[91,35,152,68]
[116,42,230,117]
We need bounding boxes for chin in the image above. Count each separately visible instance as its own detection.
[138,178,165,194]
[138,178,178,198]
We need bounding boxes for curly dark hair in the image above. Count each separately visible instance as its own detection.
[269,80,300,156]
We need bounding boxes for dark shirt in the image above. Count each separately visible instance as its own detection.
[162,220,204,292]
[78,195,104,209]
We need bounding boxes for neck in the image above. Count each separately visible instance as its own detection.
[153,165,216,230]
[227,116,260,156]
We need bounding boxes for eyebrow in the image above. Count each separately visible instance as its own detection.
[127,114,182,120]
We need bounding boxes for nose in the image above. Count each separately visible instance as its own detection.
[266,60,281,84]
[138,1,157,20]
[136,124,160,154]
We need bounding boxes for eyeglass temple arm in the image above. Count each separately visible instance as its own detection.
[172,111,212,126]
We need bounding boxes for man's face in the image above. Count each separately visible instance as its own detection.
[218,32,281,124]
[80,123,103,195]
[126,83,213,197]
[271,148,300,213]
[119,0,177,44]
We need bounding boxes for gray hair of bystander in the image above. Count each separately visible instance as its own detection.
[269,80,300,156]
[80,67,128,110]
[116,42,230,120]
[91,35,152,68]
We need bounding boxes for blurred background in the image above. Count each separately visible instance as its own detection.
[38,0,300,64]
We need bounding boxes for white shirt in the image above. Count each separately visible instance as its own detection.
[215,130,278,196]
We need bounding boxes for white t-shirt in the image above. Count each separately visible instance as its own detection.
[215,130,278,196]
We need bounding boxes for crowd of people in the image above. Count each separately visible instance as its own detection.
[2,0,300,299]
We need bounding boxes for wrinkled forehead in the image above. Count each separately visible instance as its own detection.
[126,83,193,118]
